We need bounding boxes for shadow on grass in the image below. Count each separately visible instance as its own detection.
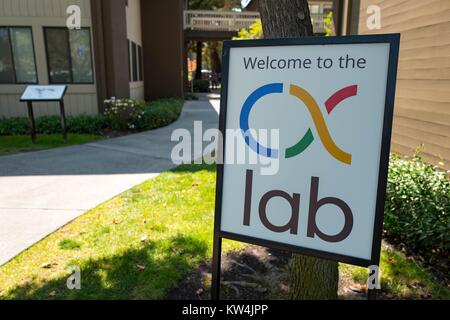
[5,235,208,300]
[171,162,216,174]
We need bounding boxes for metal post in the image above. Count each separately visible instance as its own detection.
[368,288,377,300]
[211,235,222,300]
[59,100,67,144]
[27,101,36,144]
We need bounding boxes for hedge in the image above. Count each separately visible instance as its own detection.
[138,98,184,131]
[0,115,108,136]
[0,98,185,136]
[385,152,449,271]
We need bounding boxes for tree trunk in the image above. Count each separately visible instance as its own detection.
[259,0,314,38]
[195,41,203,80]
[258,0,339,300]
[209,42,222,74]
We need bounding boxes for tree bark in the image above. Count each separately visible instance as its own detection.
[195,41,203,80]
[259,0,314,38]
[258,0,339,300]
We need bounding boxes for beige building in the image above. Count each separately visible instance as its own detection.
[335,0,450,168]
[0,0,185,118]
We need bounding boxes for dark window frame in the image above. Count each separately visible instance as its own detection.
[43,26,95,85]
[131,41,138,82]
[128,40,144,83]
[0,26,38,85]
[127,39,131,81]
[138,45,144,82]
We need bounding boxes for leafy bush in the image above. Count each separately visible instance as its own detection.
[67,114,108,134]
[0,117,29,135]
[385,152,450,269]
[0,115,107,136]
[138,98,184,131]
[0,98,184,136]
[104,98,145,131]
[35,116,64,134]
[193,79,210,93]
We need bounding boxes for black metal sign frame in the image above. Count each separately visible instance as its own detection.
[212,34,400,301]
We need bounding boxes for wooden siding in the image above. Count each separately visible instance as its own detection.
[358,0,450,168]
[0,0,99,117]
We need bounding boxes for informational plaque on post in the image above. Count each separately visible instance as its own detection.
[20,85,68,143]
[20,85,67,102]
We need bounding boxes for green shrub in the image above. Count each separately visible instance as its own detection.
[193,79,210,93]
[0,98,184,136]
[104,98,145,132]
[67,114,108,134]
[138,98,184,131]
[35,116,63,134]
[385,152,449,269]
[0,117,29,135]
[0,115,107,136]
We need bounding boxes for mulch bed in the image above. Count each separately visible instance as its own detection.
[166,245,397,300]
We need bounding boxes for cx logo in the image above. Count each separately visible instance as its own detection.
[240,83,358,165]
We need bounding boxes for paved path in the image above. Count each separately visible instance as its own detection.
[0,99,219,266]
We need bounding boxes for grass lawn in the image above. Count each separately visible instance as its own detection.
[0,163,244,299]
[0,163,447,300]
[341,242,449,299]
[0,134,103,156]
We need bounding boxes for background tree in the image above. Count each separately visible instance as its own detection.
[258,0,339,300]
[233,19,263,40]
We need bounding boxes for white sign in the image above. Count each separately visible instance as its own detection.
[20,85,67,102]
[217,35,399,266]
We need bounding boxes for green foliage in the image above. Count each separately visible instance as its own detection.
[193,79,210,93]
[58,239,81,250]
[385,151,449,270]
[104,98,145,132]
[188,0,241,10]
[324,12,334,37]
[0,117,29,135]
[233,19,263,40]
[138,98,184,131]
[0,115,108,136]
[67,114,109,134]
[0,98,184,137]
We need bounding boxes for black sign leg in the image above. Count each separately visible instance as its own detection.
[211,235,222,300]
[59,100,67,144]
[368,288,377,300]
[27,102,36,144]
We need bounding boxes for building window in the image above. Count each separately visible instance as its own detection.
[129,41,144,83]
[44,27,94,84]
[128,40,131,81]
[138,45,143,81]
[131,42,138,82]
[0,27,37,84]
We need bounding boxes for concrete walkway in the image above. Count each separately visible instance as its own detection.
[0,98,219,266]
